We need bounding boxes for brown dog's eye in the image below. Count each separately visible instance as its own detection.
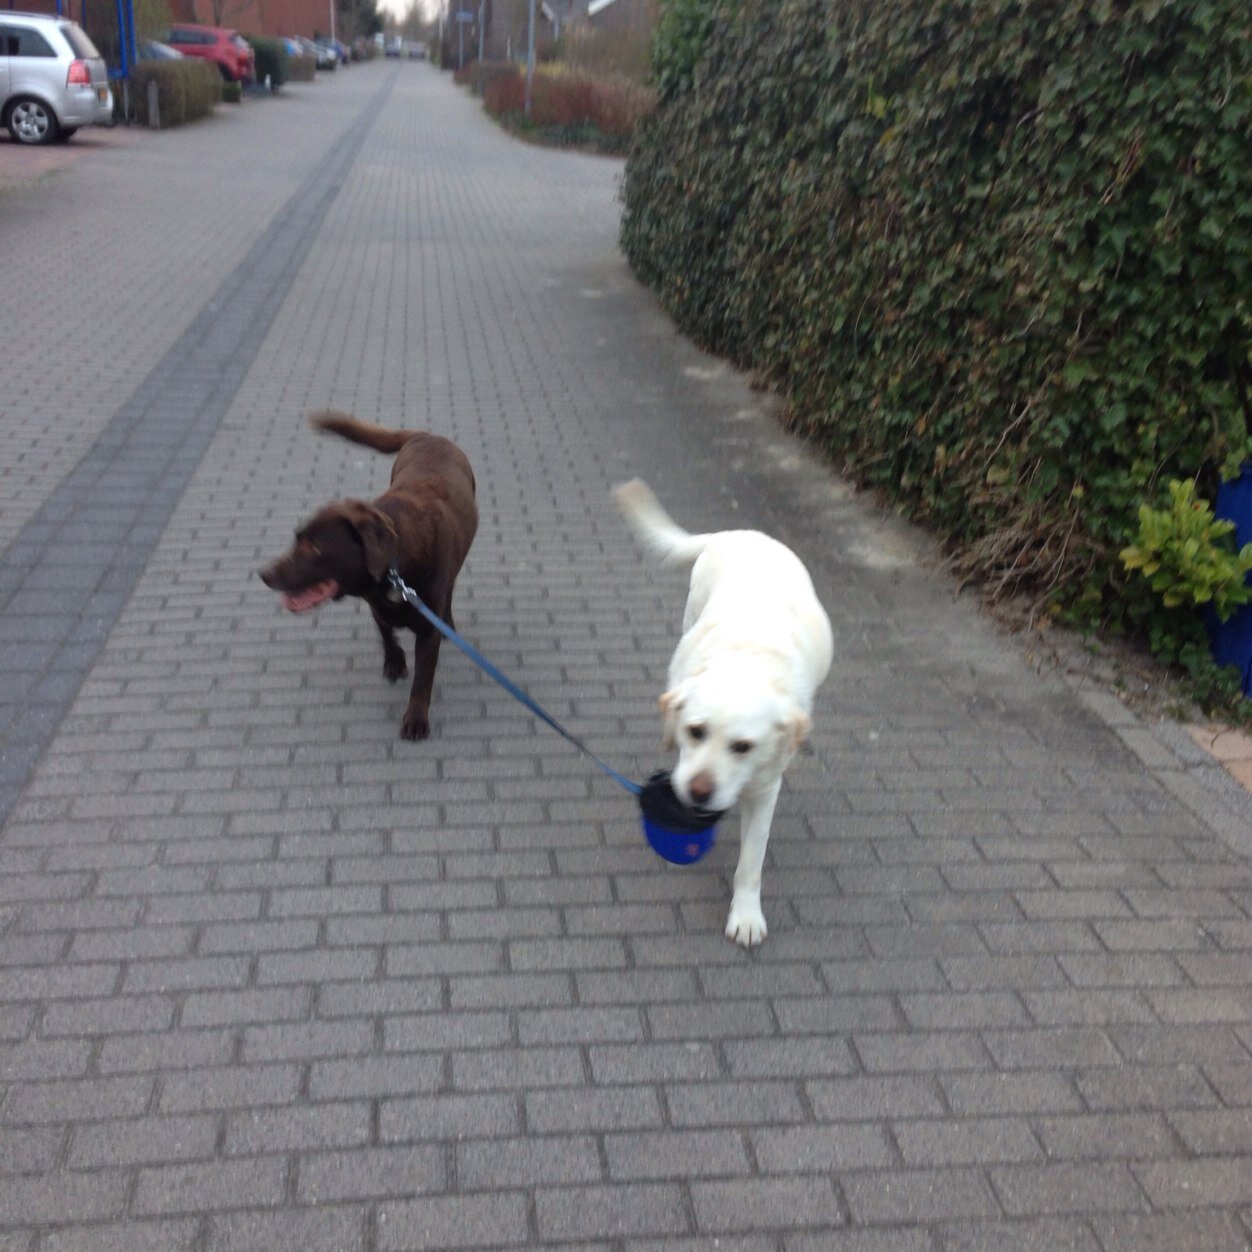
[297,537,320,555]
[731,740,754,755]
[688,725,707,743]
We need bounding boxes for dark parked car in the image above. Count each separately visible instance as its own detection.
[311,38,337,70]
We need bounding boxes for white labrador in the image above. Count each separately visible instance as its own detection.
[614,479,833,946]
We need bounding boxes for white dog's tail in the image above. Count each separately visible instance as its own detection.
[612,479,710,567]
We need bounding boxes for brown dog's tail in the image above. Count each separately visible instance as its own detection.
[309,410,410,455]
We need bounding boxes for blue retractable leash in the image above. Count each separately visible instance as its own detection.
[384,568,723,864]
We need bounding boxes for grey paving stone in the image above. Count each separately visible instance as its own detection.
[458,1135,604,1187]
[68,1114,218,1168]
[39,1219,200,1252]
[1132,1158,1252,1208]
[2,1075,153,1125]
[842,1169,1000,1224]
[204,1207,369,1252]
[988,1162,1148,1216]
[297,1144,445,1204]
[380,1092,521,1143]
[750,1124,894,1172]
[525,1086,665,1135]
[0,1170,129,1225]
[0,1126,62,1176]
[223,1100,372,1155]
[536,1184,689,1241]
[785,1232,936,1252]
[132,1156,288,1217]
[378,1193,529,1250]
[1088,1210,1252,1252]
[936,1218,1100,1252]
[894,1119,1041,1167]
[1033,1112,1175,1161]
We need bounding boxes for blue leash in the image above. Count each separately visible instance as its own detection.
[384,568,642,796]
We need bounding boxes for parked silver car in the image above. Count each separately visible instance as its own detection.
[0,11,113,145]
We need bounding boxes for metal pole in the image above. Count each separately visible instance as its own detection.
[524,0,534,119]
[476,0,482,66]
[329,0,336,45]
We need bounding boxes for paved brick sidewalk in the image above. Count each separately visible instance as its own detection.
[2,61,1251,1252]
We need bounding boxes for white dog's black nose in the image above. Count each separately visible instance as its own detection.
[688,773,715,806]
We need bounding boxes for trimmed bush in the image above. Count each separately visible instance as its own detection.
[288,53,317,82]
[480,64,655,152]
[624,0,1252,686]
[128,57,221,126]
[246,36,289,90]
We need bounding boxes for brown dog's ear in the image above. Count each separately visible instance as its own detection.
[658,688,682,751]
[341,501,398,581]
[783,709,812,753]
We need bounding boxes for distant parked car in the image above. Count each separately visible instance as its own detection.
[312,38,337,70]
[384,36,402,58]
[164,23,255,83]
[136,37,184,61]
[408,41,427,60]
[0,11,112,145]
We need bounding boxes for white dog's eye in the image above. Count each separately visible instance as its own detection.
[731,740,754,756]
[687,725,707,743]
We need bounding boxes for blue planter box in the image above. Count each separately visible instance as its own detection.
[1207,464,1252,695]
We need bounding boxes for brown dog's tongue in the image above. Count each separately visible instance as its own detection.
[282,581,339,613]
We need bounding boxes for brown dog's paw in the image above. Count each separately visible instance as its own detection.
[383,654,408,683]
[400,710,431,741]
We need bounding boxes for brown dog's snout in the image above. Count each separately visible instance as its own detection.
[687,773,715,806]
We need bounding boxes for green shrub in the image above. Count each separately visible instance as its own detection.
[246,35,289,90]
[650,0,734,102]
[221,79,243,104]
[1121,479,1252,620]
[128,57,221,126]
[623,0,1252,680]
[288,53,316,82]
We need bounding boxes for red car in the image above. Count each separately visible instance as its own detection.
[164,23,255,83]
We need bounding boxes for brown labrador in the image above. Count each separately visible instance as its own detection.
[259,411,477,741]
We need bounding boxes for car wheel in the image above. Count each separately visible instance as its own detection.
[7,96,60,145]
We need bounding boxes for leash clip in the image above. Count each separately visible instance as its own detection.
[383,566,410,606]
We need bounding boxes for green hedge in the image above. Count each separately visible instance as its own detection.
[623,0,1252,650]
[246,36,289,90]
[128,58,222,126]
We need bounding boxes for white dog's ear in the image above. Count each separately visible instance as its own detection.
[658,688,683,751]
[783,709,811,753]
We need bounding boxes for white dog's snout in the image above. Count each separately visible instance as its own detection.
[686,772,716,806]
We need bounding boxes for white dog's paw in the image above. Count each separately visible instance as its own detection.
[725,896,768,947]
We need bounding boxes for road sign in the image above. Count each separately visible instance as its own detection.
[455,10,474,20]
